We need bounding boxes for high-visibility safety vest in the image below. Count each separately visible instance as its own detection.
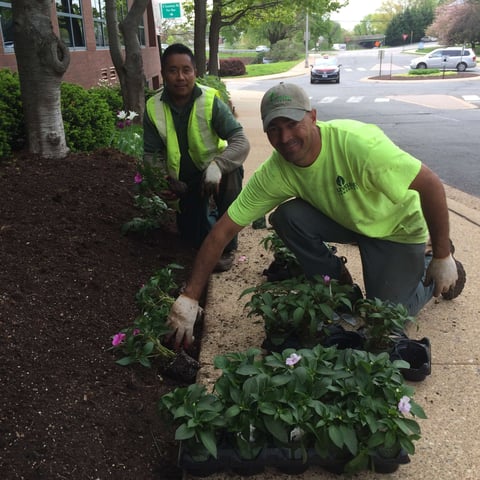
[146,84,227,179]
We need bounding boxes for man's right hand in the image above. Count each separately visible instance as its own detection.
[166,294,202,349]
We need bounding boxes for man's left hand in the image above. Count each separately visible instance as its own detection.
[202,161,222,196]
[425,254,458,297]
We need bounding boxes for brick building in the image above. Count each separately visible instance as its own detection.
[0,1,162,89]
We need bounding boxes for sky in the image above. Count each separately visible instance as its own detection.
[330,0,384,29]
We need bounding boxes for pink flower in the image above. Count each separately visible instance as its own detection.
[323,275,331,285]
[134,173,143,184]
[133,329,140,336]
[112,332,126,346]
[398,395,411,414]
[286,353,302,366]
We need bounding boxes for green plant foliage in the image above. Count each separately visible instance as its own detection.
[109,264,184,367]
[121,159,172,235]
[88,82,123,114]
[241,275,356,347]
[196,76,231,108]
[61,82,115,152]
[159,345,427,471]
[0,69,25,157]
[355,297,416,352]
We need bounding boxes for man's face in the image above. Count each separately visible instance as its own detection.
[265,110,319,167]
[162,53,197,104]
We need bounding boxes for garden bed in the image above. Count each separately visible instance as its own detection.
[0,149,198,479]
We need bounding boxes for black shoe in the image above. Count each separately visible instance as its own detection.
[213,251,235,273]
[338,256,353,285]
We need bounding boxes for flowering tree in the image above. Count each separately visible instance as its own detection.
[12,0,70,158]
[427,0,480,48]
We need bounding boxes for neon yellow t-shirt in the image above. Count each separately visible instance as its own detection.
[228,119,428,243]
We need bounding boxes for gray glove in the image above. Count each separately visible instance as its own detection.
[202,161,222,196]
[166,294,202,349]
[425,253,458,297]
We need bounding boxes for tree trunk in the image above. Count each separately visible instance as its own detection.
[105,0,148,121]
[12,0,70,158]
[208,3,222,76]
[194,0,207,77]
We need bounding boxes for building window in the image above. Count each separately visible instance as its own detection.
[92,0,108,47]
[56,0,85,48]
[0,1,14,52]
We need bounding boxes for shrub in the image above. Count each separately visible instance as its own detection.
[408,68,440,75]
[196,75,232,110]
[269,39,303,62]
[61,82,115,152]
[88,82,123,114]
[218,57,246,77]
[0,69,25,157]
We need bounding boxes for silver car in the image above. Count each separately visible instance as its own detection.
[410,47,476,72]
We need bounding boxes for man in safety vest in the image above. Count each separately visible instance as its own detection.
[144,43,250,272]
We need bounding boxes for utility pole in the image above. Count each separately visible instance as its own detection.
[304,11,309,68]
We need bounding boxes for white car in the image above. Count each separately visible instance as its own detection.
[410,47,476,72]
[255,45,270,53]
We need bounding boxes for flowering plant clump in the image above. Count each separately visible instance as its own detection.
[121,159,173,234]
[354,297,417,352]
[158,345,427,473]
[109,264,184,367]
[110,110,143,160]
[240,274,357,348]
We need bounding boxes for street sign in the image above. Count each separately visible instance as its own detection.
[161,2,181,19]
[402,33,408,41]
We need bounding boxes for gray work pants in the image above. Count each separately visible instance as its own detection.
[269,198,434,316]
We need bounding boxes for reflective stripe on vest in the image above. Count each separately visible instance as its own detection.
[146,85,227,179]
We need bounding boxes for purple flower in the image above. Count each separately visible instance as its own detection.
[116,121,125,129]
[112,332,126,346]
[134,172,143,184]
[398,395,411,414]
[323,275,331,285]
[286,353,302,366]
[133,329,140,336]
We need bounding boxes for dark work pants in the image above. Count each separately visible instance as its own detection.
[176,166,244,253]
[269,198,434,316]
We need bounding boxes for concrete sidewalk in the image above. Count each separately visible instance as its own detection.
[193,64,480,480]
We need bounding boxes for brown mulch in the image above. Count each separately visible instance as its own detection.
[0,149,199,479]
[369,72,479,80]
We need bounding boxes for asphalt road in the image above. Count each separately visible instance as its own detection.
[229,47,480,197]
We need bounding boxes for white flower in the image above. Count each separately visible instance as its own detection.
[127,111,139,121]
[117,110,127,120]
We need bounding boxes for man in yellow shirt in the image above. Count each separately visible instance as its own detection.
[166,82,465,349]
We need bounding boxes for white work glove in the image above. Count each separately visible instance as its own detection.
[424,253,458,297]
[202,161,222,196]
[166,294,202,349]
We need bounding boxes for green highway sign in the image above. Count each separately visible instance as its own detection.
[161,2,181,19]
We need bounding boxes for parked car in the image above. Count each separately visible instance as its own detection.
[255,45,270,53]
[420,36,437,43]
[310,55,341,84]
[410,47,476,72]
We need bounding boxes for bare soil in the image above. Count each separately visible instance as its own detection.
[0,149,199,479]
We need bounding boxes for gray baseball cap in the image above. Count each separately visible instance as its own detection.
[261,82,311,131]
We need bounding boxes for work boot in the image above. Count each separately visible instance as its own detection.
[213,251,235,273]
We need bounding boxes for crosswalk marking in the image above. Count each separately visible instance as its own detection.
[312,95,478,106]
[462,94,480,101]
[319,97,338,103]
[347,96,364,103]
